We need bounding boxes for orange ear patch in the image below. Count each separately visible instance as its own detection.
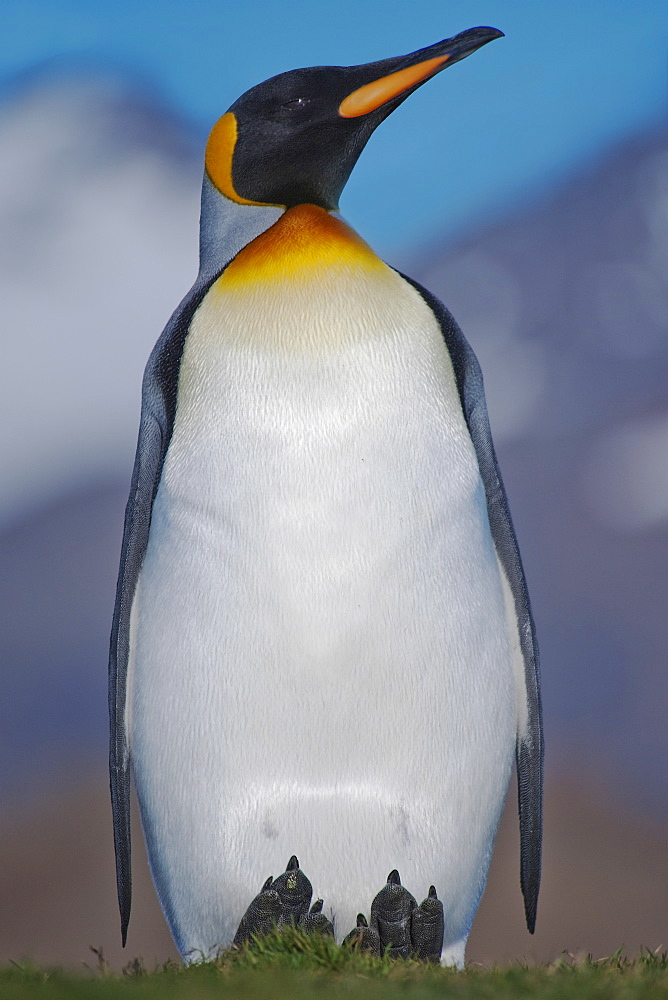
[339,55,450,118]
[205,112,281,206]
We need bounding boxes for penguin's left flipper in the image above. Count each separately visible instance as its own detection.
[233,855,334,945]
[399,274,544,934]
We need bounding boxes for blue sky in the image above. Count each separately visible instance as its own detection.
[4,0,668,254]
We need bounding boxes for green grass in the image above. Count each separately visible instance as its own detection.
[2,929,667,1000]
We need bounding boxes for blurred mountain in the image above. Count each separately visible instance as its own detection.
[0,68,666,965]
[0,67,201,527]
[410,125,668,816]
[1,482,126,796]
[0,67,204,801]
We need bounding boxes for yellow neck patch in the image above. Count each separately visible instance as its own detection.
[205,112,281,207]
[217,204,385,290]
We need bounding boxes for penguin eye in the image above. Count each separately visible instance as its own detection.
[282,98,311,110]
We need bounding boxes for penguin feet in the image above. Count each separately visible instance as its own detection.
[233,861,443,962]
[343,870,444,962]
[232,855,334,946]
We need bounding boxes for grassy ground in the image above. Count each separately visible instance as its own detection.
[2,928,667,1000]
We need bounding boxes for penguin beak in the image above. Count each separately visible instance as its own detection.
[339,26,504,119]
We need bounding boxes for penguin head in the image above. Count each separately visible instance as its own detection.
[205,26,503,212]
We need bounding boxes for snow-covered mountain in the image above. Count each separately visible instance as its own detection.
[0,68,201,526]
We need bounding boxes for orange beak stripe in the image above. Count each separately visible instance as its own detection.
[339,54,450,118]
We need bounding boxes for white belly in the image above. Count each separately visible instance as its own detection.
[128,259,516,961]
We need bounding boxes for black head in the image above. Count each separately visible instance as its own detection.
[205,26,503,211]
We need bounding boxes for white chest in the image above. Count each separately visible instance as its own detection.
[154,260,489,643]
[135,255,509,683]
[129,253,516,954]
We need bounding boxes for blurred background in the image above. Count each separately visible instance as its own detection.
[1,0,667,971]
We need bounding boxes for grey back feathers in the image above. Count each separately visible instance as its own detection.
[109,185,285,944]
[199,175,283,286]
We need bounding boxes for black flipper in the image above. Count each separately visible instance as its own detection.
[411,885,444,962]
[342,913,381,954]
[299,898,335,937]
[109,196,287,946]
[369,869,417,959]
[399,273,544,933]
[108,276,218,945]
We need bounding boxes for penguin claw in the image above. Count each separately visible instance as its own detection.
[412,884,445,962]
[344,874,444,961]
[234,856,335,945]
[231,879,281,947]
[272,855,313,926]
[369,869,417,958]
[299,897,335,937]
[234,861,445,960]
[342,912,380,954]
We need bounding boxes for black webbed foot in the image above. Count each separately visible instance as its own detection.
[271,854,313,927]
[369,869,417,959]
[344,871,445,962]
[411,885,445,962]
[232,875,281,946]
[342,913,380,954]
[234,860,445,959]
[233,856,333,945]
[299,897,335,937]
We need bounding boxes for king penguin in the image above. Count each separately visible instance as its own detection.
[109,26,543,967]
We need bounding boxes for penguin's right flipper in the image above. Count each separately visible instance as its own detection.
[108,277,219,945]
[108,408,165,947]
[109,201,286,945]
